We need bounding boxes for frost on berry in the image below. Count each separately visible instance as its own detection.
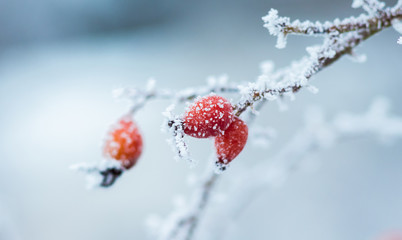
[104,116,143,169]
[214,116,248,170]
[183,94,234,138]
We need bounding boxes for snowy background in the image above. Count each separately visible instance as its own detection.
[0,0,401,239]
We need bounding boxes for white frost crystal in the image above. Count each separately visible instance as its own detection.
[162,104,195,166]
[262,8,289,48]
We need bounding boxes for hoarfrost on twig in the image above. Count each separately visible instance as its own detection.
[262,1,400,48]
[70,159,123,188]
[262,8,289,48]
[151,162,219,240]
[163,104,195,167]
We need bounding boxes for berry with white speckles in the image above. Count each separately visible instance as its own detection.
[183,94,234,138]
[104,116,143,169]
[214,116,248,167]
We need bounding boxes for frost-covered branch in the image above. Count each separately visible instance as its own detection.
[233,1,401,116]
[114,76,239,115]
[70,159,123,188]
[148,166,219,240]
[262,1,400,48]
[262,9,389,40]
[163,104,194,166]
[234,32,358,115]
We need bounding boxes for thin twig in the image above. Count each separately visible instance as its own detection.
[158,167,219,240]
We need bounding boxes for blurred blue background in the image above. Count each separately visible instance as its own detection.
[0,0,401,239]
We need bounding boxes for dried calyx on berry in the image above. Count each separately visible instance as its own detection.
[183,94,234,138]
[99,167,123,187]
[214,116,248,171]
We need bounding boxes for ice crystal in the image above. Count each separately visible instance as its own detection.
[262,8,289,48]
[352,0,385,14]
[162,104,195,166]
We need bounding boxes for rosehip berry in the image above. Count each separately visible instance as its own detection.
[183,94,234,138]
[104,117,143,169]
[214,116,248,165]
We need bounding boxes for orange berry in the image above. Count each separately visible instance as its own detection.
[104,117,143,169]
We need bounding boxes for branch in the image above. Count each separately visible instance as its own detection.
[234,3,401,116]
[70,160,123,188]
[162,104,194,166]
[154,166,219,240]
[262,2,400,48]
[114,76,239,115]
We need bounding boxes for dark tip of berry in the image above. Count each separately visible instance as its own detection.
[215,161,227,171]
[100,168,123,187]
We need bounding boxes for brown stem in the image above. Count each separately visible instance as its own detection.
[282,7,401,36]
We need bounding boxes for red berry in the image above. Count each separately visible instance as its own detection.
[183,95,234,138]
[104,117,143,169]
[214,116,248,165]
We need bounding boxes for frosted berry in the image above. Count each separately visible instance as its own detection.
[104,117,143,169]
[214,116,248,166]
[183,94,234,138]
